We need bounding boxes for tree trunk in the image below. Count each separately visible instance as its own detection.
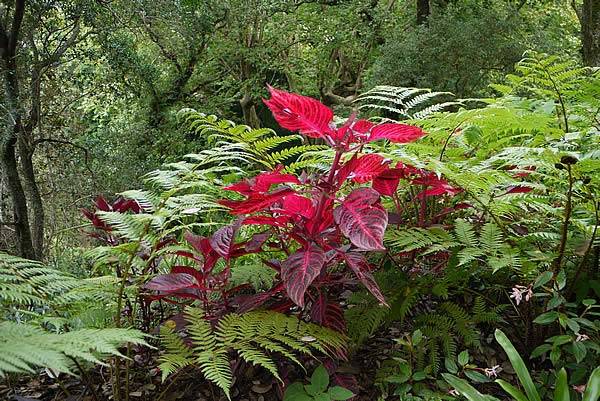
[417,0,430,25]
[1,0,36,259]
[582,0,600,66]
[17,139,44,259]
[240,92,261,128]
[0,137,35,259]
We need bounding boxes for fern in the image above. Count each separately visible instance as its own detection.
[355,85,461,120]
[0,321,147,377]
[158,307,346,399]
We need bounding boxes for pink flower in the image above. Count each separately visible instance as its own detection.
[484,365,501,378]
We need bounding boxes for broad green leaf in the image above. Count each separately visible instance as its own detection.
[582,366,600,401]
[572,341,587,363]
[533,271,553,289]
[284,383,311,401]
[328,386,354,400]
[530,344,552,358]
[311,365,329,393]
[412,329,423,346]
[442,373,500,401]
[496,379,529,401]
[533,311,558,324]
[458,350,469,366]
[554,368,570,401]
[495,329,541,401]
[445,357,459,374]
[465,370,490,383]
[412,371,426,381]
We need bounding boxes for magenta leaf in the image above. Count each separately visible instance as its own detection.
[333,188,388,250]
[171,265,203,284]
[144,273,197,292]
[245,232,271,252]
[343,252,387,306]
[282,193,314,218]
[345,154,390,183]
[263,86,334,138]
[209,221,240,259]
[254,167,300,193]
[372,167,404,196]
[281,244,325,307]
[311,292,346,332]
[219,188,295,215]
[505,185,533,194]
[368,123,425,143]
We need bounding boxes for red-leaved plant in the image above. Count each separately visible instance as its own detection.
[144,86,430,329]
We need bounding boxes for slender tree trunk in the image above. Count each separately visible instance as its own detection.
[1,0,36,259]
[582,0,600,65]
[0,137,35,259]
[417,0,430,25]
[17,139,44,259]
[240,92,260,128]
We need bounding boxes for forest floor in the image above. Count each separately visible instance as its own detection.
[1,328,396,401]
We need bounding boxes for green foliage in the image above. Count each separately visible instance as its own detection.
[368,1,576,96]
[355,86,460,120]
[443,330,600,401]
[0,322,147,377]
[284,365,354,401]
[178,109,330,172]
[0,253,148,377]
[158,307,347,398]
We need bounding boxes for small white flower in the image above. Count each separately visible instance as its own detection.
[576,334,590,342]
[484,365,501,378]
[448,389,459,397]
[510,285,532,305]
[510,286,523,305]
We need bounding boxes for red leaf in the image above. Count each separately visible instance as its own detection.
[224,167,299,195]
[333,188,388,251]
[413,173,462,198]
[243,215,292,227]
[219,188,294,215]
[305,198,334,236]
[254,167,300,192]
[343,252,387,306]
[223,180,253,195]
[234,284,284,313]
[94,196,111,211]
[281,244,326,307]
[282,193,314,218]
[184,232,219,272]
[505,185,533,194]
[343,154,390,184]
[372,167,404,196]
[263,86,334,138]
[311,293,346,332]
[352,119,375,134]
[368,123,425,143]
[171,265,203,285]
[209,221,240,259]
[144,273,197,292]
[245,232,271,252]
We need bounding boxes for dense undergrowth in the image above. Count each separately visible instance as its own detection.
[1,53,599,401]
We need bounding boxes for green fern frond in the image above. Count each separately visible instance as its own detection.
[0,322,148,377]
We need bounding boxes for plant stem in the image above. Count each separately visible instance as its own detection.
[568,200,599,296]
[553,164,573,271]
[70,357,102,401]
